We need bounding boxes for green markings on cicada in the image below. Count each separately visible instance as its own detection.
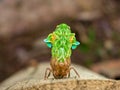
[44,23,80,62]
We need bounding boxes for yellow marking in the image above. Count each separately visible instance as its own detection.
[51,34,56,42]
[70,36,73,43]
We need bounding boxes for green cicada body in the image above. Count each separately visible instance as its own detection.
[44,23,80,79]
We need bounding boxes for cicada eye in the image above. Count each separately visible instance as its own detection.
[44,39,52,48]
[46,42,52,48]
[72,41,80,49]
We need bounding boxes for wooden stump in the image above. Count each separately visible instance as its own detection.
[0,62,120,90]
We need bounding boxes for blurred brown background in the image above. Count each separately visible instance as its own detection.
[0,0,120,82]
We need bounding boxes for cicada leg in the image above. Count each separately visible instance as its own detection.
[69,67,80,78]
[68,73,70,78]
[44,68,52,80]
[68,69,71,78]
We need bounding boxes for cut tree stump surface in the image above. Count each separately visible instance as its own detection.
[0,62,120,90]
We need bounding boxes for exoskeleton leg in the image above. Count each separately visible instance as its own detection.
[69,67,80,78]
[44,68,52,80]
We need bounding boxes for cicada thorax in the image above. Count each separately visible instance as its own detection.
[50,58,71,79]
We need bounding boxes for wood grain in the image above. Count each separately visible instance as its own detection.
[0,62,120,90]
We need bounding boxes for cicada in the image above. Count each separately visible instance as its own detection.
[44,23,80,79]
